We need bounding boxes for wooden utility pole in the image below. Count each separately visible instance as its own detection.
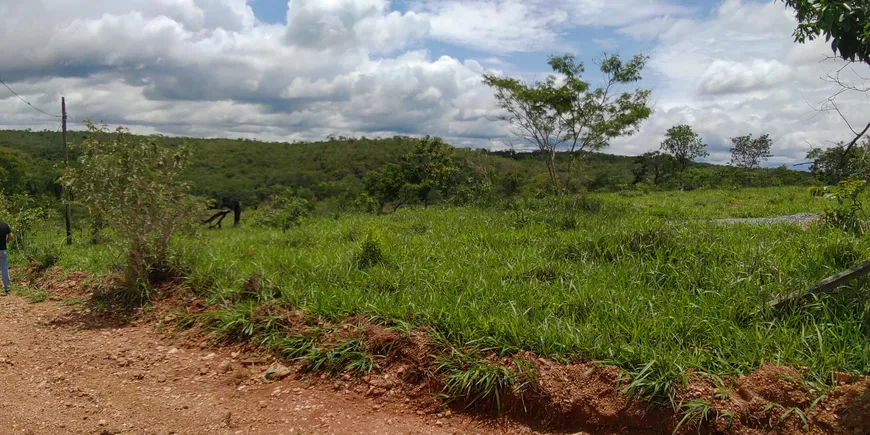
[62,97,72,245]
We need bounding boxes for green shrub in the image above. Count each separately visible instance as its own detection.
[812,178,867,233]
[249,188,314,231]
[356,228,387,269]
[61,122,204,292]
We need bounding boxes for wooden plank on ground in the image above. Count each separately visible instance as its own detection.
[768,258,870,309]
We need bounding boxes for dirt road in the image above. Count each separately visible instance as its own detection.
[0,294,521,435]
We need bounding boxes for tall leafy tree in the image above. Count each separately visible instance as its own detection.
[483,53,653,195]
[660,125,708,190]
[364,136,460,212]
[363,163,408,214]
[401,136,459,207]
[730,134,774,169]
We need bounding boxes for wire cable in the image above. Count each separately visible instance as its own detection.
[0,77,62,119]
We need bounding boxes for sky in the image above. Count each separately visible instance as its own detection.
[1,0,869,166]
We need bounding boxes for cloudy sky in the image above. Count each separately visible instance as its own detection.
[1,0,868,165]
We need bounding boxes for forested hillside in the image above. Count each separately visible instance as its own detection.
[0,129,814,209]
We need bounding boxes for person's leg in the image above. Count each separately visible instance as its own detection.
[0,251,9,294]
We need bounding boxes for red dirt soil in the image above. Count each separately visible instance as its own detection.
[0,292,525,434]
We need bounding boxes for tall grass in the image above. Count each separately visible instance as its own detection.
[20,187,870,402]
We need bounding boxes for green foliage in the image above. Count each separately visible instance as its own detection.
[0,130,814,209]
[364,163,409,212]
[781,0,870,64]
[812,178,868,232]
[364,136,460,212]
[437,349,532,414]
[60,122,205,291]
[482,52,653,194]
[301,338,376,376]
[21,185,869,410]
[402,136,460,205]
[0,192,58,258]
[660,125,709,189]
[356,227,387,269]
[807,139,869,184]
[249,188,314,231]
[730,134,774,169]
[0,148,30,195]
[634,151,675,185]
[674,399,715,433]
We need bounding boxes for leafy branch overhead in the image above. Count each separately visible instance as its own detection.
[782,0,870,166]
[781,0,870,64]
[482,52,653,194]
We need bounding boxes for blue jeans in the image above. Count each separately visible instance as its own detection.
[0,251,9,291]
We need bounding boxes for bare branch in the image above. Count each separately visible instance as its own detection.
[829,100,858,135]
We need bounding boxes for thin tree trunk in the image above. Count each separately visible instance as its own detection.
[547,149,560,195]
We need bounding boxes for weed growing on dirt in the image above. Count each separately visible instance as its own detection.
[436,348,532,414]
[15,286,49,304]
[302,338,376,376]
[674,399,713,433]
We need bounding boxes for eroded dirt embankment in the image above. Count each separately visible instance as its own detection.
[6,267,870,435]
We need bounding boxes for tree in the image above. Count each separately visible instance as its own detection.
[660,125,708,190]
[633,151,674,185]
[482,53,653,195]
[729,134,774,169]
[782,0,870,166]
[61,122,204,293]
[363,163,409,213]
[807,137,870,184]
[781,0,870,64]
[401,136,459,207]
[363,136,460,212]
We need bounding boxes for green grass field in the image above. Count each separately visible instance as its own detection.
[18,186,870,403]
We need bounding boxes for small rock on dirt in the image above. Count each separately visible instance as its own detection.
[218,359,232,373]
[262,363,292,381]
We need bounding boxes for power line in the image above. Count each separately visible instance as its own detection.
[0,77,62,119]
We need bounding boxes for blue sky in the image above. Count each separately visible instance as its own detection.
[0,0,867,165]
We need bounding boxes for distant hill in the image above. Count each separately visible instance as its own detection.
[0,129,814,207]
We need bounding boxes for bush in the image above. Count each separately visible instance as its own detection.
[356,228,387,269]
[0,192,57,258]
[248,188,314,231]
[812,178,867,233]
[61,122,204,293]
